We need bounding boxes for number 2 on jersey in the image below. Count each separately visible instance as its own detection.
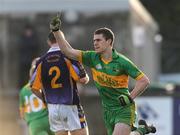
[49,66,62,88]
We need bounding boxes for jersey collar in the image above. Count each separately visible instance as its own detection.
[101,49,119,64]
[48,44,60,52]
[112,49,119,59]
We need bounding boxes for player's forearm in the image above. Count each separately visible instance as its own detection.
[130,75,150,99]
[53,30,78,60]
[19,109,25,119]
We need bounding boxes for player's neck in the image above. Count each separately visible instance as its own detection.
[101,48,112,62]
[51,43,59,47]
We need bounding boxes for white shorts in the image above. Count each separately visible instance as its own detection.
[47,104,87,132]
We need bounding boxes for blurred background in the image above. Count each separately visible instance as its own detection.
[0,0,180,135]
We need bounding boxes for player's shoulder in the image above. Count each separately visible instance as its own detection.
[38,53,48,62]
[115,51,131,62]
[113,50,133,67]
[64,55,79,64]
[20,83,31,94]
[84,50,100,59]
[41,50,64,61]
[82,50,96,55]
[118,53,129,61]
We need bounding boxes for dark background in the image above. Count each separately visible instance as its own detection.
[141,0,180,73]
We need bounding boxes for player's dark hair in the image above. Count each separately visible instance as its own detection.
[48,32,56,43]
[94,27,114,45]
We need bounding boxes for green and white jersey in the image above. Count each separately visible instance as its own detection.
[19,83,48,124]
[79,49,144,110]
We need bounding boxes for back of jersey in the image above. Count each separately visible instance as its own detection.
[41,51,74,104]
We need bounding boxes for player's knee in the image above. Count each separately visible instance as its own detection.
[70,127,89,135]
[55,131,68,135]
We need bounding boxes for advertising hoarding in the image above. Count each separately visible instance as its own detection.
[135,97,173,135]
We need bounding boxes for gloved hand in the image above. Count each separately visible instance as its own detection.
[50,15,61,32]
[118,95,134,106]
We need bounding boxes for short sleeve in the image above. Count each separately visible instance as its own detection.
[65,58,80,81]
[79,51,95,67]
[31,63,43,91]
[122,57,144,80]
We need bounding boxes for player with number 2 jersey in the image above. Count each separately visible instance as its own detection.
[31,32,89,135]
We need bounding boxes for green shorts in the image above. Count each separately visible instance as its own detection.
[29,116,54,135]
[103,103,136,135]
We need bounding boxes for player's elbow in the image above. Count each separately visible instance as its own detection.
[79,75,89,84]
[141,75,150,87]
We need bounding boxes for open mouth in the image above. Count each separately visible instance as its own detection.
[94,46,100,50]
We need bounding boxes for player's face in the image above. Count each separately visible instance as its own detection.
[93,34,110,53]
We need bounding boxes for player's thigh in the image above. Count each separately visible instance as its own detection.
[37,131,48,135]
[29,126,49,135]
[28,123,40,135]
[55,131,69,135]
[113,122,131,135]
[114,103,136,128]
[70,127,89,135]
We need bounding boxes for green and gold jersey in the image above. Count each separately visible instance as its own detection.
[19,83,48,124]
[79,49,144,110]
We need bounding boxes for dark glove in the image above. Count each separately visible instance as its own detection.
[119,95,134,106]
[77,63,87,78]
[50,15,61,32]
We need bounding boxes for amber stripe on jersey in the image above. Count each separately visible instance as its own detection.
[91,68,129,88]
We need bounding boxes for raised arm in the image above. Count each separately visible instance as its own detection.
[50,16,81,61]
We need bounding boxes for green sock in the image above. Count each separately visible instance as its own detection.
[135,125,148,135]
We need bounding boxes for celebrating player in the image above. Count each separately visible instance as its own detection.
[49,15,156,135]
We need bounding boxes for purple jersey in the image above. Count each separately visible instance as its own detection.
[32,47,86,105]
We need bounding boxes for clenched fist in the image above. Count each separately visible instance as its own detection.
[50,15,61,32]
